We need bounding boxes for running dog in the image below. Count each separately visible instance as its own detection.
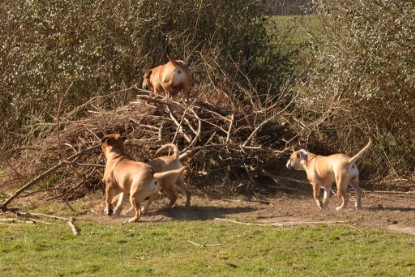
[142,54,191,101]
[101,134,186,222]
[111,143,191,214]
[286,138,372,210]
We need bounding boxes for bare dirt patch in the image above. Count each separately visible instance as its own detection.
[2,175,414,235]
[76,184,415,235]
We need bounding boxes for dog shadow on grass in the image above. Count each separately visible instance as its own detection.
[146,205,256,221]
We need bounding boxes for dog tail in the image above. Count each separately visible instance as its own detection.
[154,166,187,183]
[348,138,372,164]
[155,143,180,160]
[167,53,183,69]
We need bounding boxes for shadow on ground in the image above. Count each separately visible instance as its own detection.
[365,206,415,212]
[148,205,256,221]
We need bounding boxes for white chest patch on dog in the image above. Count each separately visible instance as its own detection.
[299,150,308,167]
[349,163,358,176]
[173,69,186,86]
[300,149,308,160]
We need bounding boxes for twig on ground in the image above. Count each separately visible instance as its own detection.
[3,210,79,235]
[214,218,345,227]
[67,217,79,236]
[0,218,35,224]
[186,240,222,247]
[369,190,415,195]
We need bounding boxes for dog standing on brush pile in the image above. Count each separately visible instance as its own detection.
[142,54,191,101]
[286,138,372,210]
[111,143,191,214]
[101,134,186,222]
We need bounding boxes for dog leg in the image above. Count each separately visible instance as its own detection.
[183,82,191,102]
[114,193,129,216]
[176,178,191,207]
[350,177,362,209]
[311,182,323,209]
[122,207,134,216]
[164,184,177,207]
[104,185,116,216]
[335,176,349,210]
[141,193,155,214]
[160,83,172,100]
[322,187,331,207]
[141,182,162,213]
[128,193,142,223]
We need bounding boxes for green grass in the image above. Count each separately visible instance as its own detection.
[1,220,414,276]
[267,15,322,44]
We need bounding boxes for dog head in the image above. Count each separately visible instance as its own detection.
[286,149,308,171]
[142,69,153,91]
[101,133,127,158]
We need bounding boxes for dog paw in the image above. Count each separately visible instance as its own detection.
[104,208,113,216]
[128,217,139,223]
[122,210,131,216]
[113,209,121,217]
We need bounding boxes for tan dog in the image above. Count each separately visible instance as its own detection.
[142,54,191,101]
[286,138,372,210]
[148,143,191,207]
[111,143,191,214]
[101,134,186,222]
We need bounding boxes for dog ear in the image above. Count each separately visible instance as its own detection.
[101,136,108,144]
[144,69,152,78]
[299,149,308,160]
[119,136,127,142]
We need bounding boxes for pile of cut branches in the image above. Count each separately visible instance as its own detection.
[0,87,294,210]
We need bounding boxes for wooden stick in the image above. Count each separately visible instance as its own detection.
[262,170,310,185]
[368,190,415,195]
[67,217,79,236]
[167,105,192,143]
[0,218,35,224]
[242,114,278,147]
[7,210,79,235]
[214,218,344,227]
[186,240,221,247]
[225,113,234,144]
[15,211,69,221]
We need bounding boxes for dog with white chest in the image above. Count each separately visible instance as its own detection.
[111,143,191,215]
[142,54,191,101]
[101,134,186,222]
[286,139,372,210]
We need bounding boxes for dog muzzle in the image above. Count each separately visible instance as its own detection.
[142,81,148,90]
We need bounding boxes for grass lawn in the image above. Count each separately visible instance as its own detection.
[1,220,414,276]
[266,14,322,44]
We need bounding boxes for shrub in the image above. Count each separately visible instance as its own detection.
[0,1,301,195]
[1,0,294,146]
[291,0,415,178]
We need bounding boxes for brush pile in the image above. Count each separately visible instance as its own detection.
[0,87,293,208]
